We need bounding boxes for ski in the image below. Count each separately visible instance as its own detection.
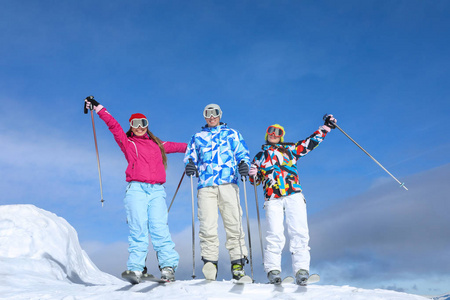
[306,273,320,285]
[296,273,320,286]
[202,262,217,281]
[141,273,169,284]
[121,271,169,284]
[233,275,253,284]
[281,276,295,284]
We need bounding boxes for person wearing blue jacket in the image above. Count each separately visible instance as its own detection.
[184,104,250,281]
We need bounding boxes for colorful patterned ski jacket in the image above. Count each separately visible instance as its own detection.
[98,108,187,184]
[250,126,329,201]
[184,123,250,189]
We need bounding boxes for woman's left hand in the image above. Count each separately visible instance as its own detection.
[249,164,258,177]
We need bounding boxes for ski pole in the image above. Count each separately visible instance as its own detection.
[84,96,105,206]
[242,176,254,280]
[329,119,408,191]
[167,171,185,212]
[252,176,264,262]
[189,174,196,279]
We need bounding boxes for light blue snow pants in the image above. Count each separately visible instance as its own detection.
[124,181,179,272]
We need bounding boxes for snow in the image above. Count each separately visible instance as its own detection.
[0,204,431,300]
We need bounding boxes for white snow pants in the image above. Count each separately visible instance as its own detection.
[263,192,310,274]
[197,184,248,262]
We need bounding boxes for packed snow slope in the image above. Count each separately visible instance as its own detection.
[0,204,430,300]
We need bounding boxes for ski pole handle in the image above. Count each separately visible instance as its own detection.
[84,95,94,114]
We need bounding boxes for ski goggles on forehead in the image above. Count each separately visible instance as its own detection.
[203,108,221,118]
[130,118,149,128]
[267,126,284,137]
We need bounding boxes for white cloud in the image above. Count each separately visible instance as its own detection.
[309,164,450,294]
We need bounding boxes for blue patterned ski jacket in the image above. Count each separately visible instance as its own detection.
[184,123,250,189]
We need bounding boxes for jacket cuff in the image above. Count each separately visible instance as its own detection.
[95,105,104,113]
[321,125,331,133]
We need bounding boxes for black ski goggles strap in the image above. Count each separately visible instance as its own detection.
[130,118,149,128]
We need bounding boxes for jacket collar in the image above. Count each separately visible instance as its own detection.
[262,142,291,151]
[129,132,150,139]
[202,122,227,131]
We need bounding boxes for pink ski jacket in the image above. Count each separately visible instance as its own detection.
[98,108,187,184]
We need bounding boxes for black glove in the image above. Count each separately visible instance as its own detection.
[84,96,100,113]
[238,161,249,177]
[185,160,197,177]
[323,114,337,129]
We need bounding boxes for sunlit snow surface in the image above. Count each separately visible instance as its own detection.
[0,205,429,299]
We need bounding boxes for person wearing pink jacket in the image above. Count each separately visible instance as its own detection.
[85,97,187,283]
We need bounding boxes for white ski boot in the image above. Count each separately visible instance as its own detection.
[121,270,143,284]
[161,266,175,282]
[295,269,309,286]
[267,270,282,285]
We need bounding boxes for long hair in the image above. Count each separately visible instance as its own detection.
[264,141,294,155]
[126,128,168,169]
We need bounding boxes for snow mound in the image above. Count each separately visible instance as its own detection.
[0,204,120,285]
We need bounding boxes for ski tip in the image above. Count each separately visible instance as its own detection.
[306,274,320,284]
[233,275,253,284]
[281,276,295,284]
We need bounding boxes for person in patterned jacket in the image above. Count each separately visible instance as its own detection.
[184,103,251,281]
[249,114,337,285]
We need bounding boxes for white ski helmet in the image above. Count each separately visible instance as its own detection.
[203,103,222,119]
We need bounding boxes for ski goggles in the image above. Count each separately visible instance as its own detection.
[266,126,284,137]
[203,108,221,118]
[130,118,149,128]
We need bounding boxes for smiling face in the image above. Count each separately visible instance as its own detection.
[205,115,220,127]
[131,126,147,136]
[267,134,281,144]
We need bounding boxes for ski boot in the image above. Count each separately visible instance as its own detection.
[202,261,218,281]
[161,266,175,282]
[267,270,282,285]
[121,270,143,284]
[231,263,245,280]
[295,269,309,286]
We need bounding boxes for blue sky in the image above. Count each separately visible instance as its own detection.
[1,0,449,296]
